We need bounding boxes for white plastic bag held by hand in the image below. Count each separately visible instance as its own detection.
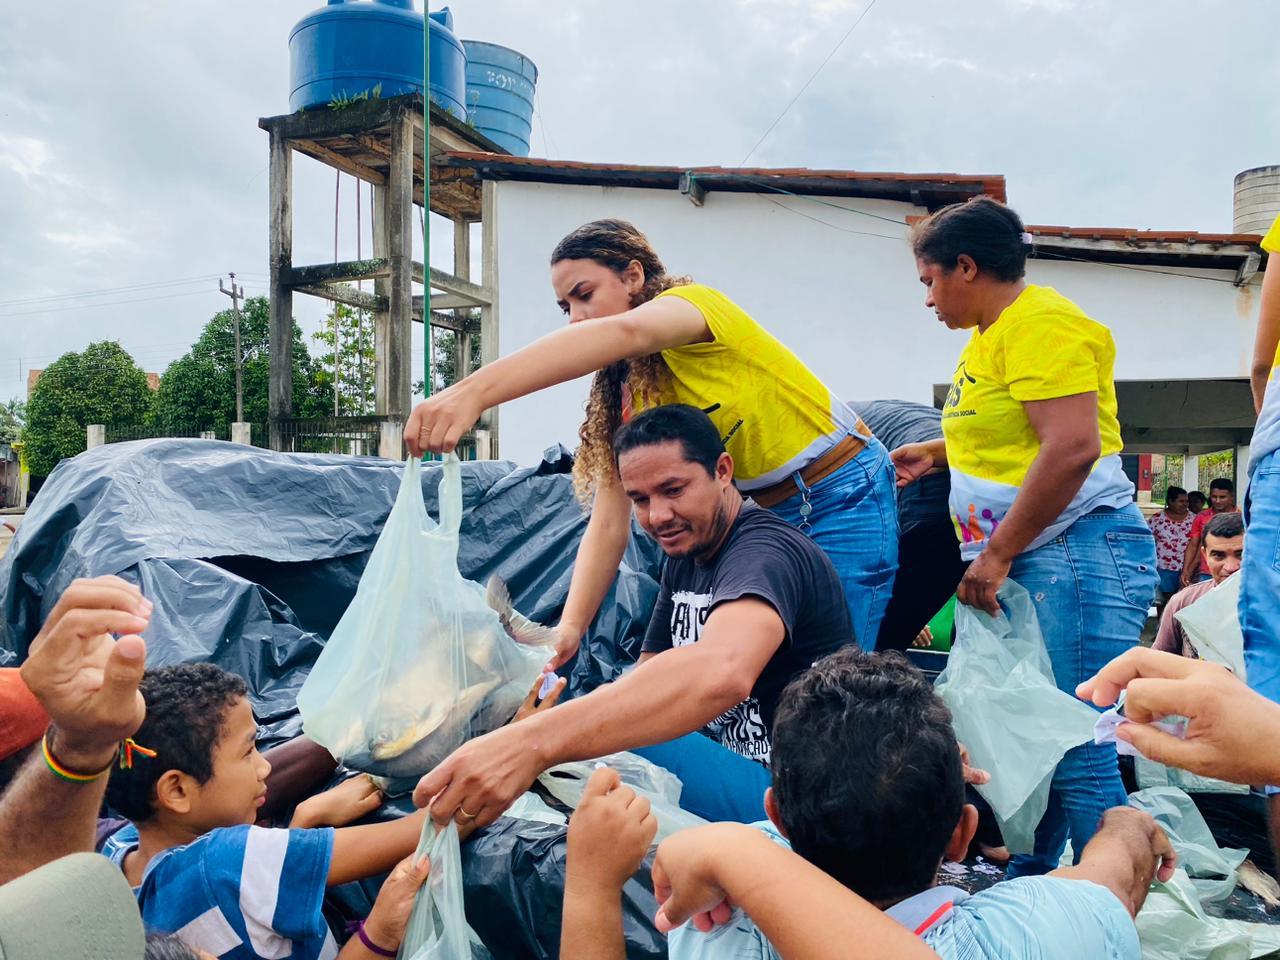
[297,455,550,779]
[934,580,1099,854]
[399,819,485,960]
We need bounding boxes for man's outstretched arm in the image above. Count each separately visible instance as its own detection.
[415,598,784,826]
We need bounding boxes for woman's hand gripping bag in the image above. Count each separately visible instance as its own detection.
[297,455,551,780]
[934,580,1099,854]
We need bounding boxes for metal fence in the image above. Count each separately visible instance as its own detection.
[1150,451,1236,504]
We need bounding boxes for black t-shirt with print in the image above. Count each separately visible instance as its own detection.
[641,503,854,764]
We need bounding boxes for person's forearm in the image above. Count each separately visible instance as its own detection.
[1182,537,1201,580]
[0,749,113,884]
[560,486,632,639]
[460,299,704,411]
[1049,821,1149,916]
[262,736,339,824]
[925,437,948,469]
[328,808,432,886]
[1252,262,1280,414]
[706,829,938,960]
[560,873,626,960]
[984,443,1093,561]
[526,644,751,768]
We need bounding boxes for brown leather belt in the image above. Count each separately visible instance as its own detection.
[749,422,871,509]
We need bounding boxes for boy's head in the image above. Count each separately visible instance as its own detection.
[107,664,270,833]
[767,649,977,906]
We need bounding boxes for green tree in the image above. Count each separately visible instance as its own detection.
[21,342,154,476]
[312,304,375,416]
[413,316,483,395]
[0,398,25,444]
[153,297,330,433]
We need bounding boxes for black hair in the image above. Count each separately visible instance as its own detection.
[1205,511,1244,541]
[771,649,964,904]
[612,404,725,477]
[145,935,201,960]
[1165,485,1187,505]
[1189,490,1207,504]
[1209,478,1235,494]
[910,196,1029,283]
[106,663,248,823]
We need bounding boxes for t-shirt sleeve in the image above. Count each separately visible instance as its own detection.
[655,285,755,351]
[208,825,335,947]
[1152,599,1183,654]
[1001,316,1106,402]
[642,564,676,655]
[707,530,805,643]
[1263,213,1280,255]
[931,877,1140,959]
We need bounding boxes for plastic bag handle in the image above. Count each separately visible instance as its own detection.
[435,454,463,537]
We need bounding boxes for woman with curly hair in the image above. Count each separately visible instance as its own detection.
[406,219,898,664]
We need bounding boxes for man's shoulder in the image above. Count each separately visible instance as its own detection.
[934,877,1139,959]
[1170,577,1216,612]
[723,506,823,559]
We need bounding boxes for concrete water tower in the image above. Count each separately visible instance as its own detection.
[1234,165,1280,234]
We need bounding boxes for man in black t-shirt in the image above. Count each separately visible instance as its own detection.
[640,478,851,763]
[413,405,855,827]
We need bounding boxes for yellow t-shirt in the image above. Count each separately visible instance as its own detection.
[633,284,857,490]
[941,285,1134,558]
[1251,215,1280,467]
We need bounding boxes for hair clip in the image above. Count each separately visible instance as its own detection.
[119,738,157,770]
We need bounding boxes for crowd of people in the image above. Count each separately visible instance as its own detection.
[2,198,1279,960]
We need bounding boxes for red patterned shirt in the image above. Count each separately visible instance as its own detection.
[1147,509,1194,572]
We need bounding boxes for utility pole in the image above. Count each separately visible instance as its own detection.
[219,274,245,424]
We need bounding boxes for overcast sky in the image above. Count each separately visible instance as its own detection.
[1,0,1275,405]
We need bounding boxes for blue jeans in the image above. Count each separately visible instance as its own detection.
[1003,504,1157,876]
[768,436,899,650]
[1157,568,1182,597]
[632,733,771,823]
[1241,451,1280,705]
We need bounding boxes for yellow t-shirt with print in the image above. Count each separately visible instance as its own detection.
[634,284,857,490]
[1264,216,1280,368]
[941,285,1133,558]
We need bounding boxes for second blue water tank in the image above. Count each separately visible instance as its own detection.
[463,41,538,156]
[289,1,467,118]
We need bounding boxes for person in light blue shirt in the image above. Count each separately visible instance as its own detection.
[667,650,1175,960]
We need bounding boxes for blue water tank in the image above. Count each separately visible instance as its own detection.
[289,1,466,118]
[462,41,538,156]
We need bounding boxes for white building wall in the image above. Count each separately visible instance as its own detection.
[491,180,1260,466]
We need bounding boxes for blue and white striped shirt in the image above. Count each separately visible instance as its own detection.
[127,824,339,960]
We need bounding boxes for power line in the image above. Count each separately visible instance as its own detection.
[739,0,881,167]
[0,289,223,320]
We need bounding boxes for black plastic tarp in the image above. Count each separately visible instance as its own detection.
[0,439,664,744]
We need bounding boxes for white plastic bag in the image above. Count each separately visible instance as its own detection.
[398,819,485,960]
[297,455,550,779]
[934,580,1100,854]
[1175,572,1245,677]
[538,751,707,843]
[1129,787,1247,904]
[1135,867,1280,960]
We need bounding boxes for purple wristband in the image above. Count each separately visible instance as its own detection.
[355,920,397,958]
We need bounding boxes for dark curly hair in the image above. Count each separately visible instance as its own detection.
[106,663,249,823]
[550,219,692,504]
[910,195,1029,284]
[770,649,965,904]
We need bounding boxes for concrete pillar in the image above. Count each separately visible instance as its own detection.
[1236,442,1253,501]
[86,424,105,449]
[379,419,404,461]
[199,431,216,441]
[231,423,252,446]
[1181,453,1199,492]
[473,428,492,461]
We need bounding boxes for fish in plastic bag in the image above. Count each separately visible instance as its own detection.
[297,455,552,780]
[934,580,1099,855]
[399,819,488,960]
